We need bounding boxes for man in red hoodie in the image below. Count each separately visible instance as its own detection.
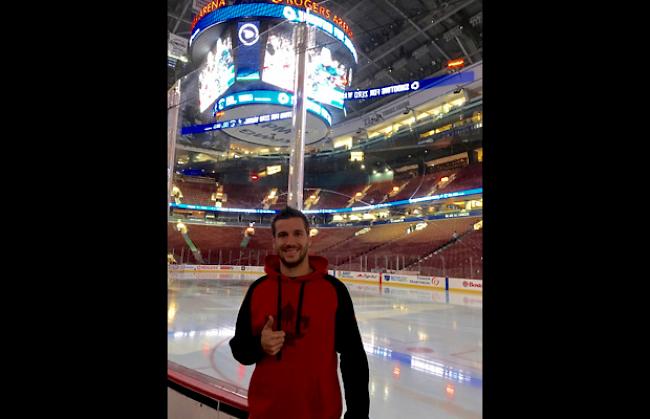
[229,206,370,419]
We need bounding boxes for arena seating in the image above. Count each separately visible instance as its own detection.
[174,161,481,212]
[416,228,483,278]
[172,178,217,206]
[350,180,395,206]
[311,184,363,209]
[221,183,266,208]
[309,228,358,254]
[326,217,479,272]
[439,163,482,193]
[168,223,272,264]
[168,216,482,278]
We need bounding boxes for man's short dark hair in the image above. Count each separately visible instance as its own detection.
[271,206,310,237]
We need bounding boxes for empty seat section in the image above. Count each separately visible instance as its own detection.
[439,163,482,193]
[364,217,479,271]
[309,228,358,254]
[313,184,363,209]
[173,179,216,206]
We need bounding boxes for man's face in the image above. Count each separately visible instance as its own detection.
[273,217,311,269]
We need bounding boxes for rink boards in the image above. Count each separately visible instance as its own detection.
[169,265,482,294]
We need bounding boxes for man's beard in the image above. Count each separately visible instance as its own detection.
[278,245,309,269]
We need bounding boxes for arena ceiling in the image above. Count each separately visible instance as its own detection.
[168,0,482,120]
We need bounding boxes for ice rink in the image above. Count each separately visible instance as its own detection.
[168,271,482,418]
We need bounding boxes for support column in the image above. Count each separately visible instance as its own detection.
[167,80,181,207]
[287,22,312,210]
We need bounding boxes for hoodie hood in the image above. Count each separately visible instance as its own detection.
[264,255,329,281]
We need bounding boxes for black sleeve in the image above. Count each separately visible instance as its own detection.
[328,276,370,419]
[228,277,266,365]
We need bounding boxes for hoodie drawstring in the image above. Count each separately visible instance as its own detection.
[296,282,306,336]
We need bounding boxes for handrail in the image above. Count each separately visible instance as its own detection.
[168,361,248,412]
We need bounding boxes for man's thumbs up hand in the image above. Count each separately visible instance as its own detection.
[261,316,285,356]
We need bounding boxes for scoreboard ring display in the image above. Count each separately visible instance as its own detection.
[190,1,357,64]
[188,1,358,146]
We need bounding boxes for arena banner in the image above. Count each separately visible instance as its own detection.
[382,273,444,289]
[194,265,221,271]
[386,270,419,275]
[173,271,257,280]
[447,277,483,293]
[208,272,256,280]
[343,71,474,101]
[173,264,198,271]
[418,276,446,290]
[382,273,417,285]
[180,111,292,135]
[337,271,380,283]
[170,264,268,273]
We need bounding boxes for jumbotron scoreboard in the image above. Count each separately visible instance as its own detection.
[188,0,358,147]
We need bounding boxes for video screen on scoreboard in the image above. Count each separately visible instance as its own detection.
[198,33,235,113]
[306,45,349,109]
[262,31,296,92]
[262,29,349,109]
[236,21,262,81]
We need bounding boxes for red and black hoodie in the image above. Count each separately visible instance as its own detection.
[229,255,369,419]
